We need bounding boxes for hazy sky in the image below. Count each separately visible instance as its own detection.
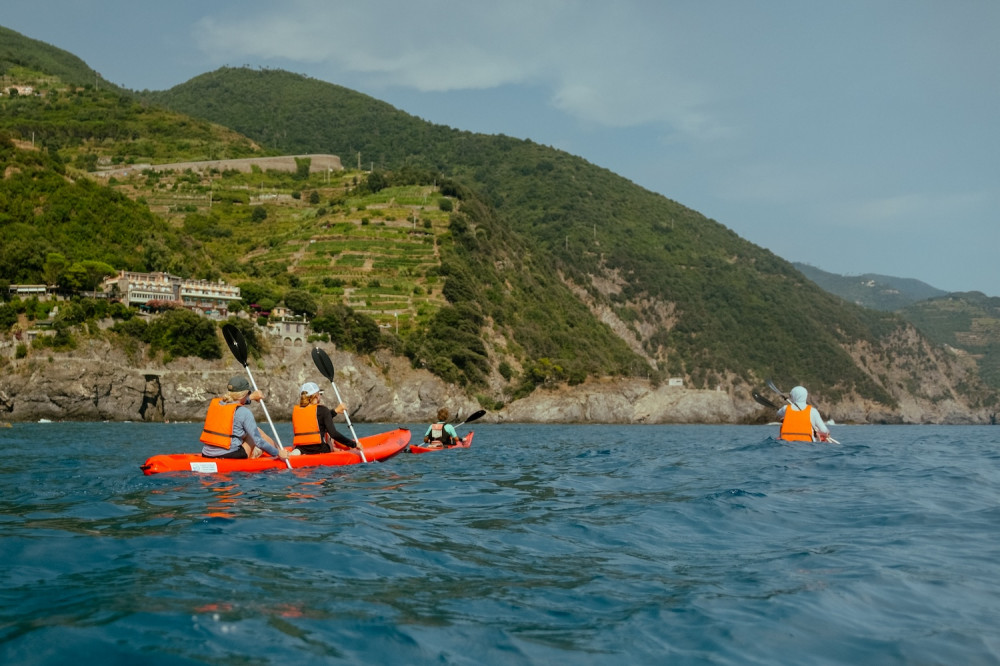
[5,1,998,295]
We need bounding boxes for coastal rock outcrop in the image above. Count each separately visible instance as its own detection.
[0,338,991,425]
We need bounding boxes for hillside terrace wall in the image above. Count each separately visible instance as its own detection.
[94,154,343,178]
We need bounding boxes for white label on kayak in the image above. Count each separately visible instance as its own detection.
[189,462,218,473]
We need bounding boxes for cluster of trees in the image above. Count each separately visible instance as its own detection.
[311,305,382,354]
[1,27,123,93]
[111,309,221,361]
[0,289,384,364]
[38,253,116,293]
[0,135,210,285]
[0,63,261,165]
[0,294,135,355]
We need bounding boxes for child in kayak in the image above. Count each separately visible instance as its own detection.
[200,375,289,460]
[289,382,359,455]
[422,408,459,448]
[776,385,832,442]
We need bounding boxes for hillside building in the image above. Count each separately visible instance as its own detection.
[102,271,241,318]
[7,284,53,300]
[267,305,310,345]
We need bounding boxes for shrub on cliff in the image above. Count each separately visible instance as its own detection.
[112,309,223,361]
[310,305,381,354]
[148,310,222,361]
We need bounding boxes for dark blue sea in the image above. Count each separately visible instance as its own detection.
[1,422,998,665]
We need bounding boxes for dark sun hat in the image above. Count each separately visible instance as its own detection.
[227,375,251,392]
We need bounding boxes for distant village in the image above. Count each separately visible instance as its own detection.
[7,270,311,345]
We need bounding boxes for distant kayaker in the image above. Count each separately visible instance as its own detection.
[423,408,459,448]
[200,375,289,460]
[289,381,359,455]
[776,385,832,442]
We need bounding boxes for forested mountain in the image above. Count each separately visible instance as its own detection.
[901,292,1000,391]
[145,67,949,406]
[793,263,948,311]
[794,263,1000,392]
[0,135,209,283]
[1,27,995,416]
[0,26,121,92]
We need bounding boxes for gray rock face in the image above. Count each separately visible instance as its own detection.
[0,338,990,425]
[0,340,478,424]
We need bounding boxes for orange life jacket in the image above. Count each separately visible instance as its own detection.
[780,405,815,442]
[292,404,322,447]
[200,398,240,448]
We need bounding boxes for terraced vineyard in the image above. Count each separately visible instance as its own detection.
[105,162,457,335]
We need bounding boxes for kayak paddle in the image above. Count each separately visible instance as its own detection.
[311,347,367,463]
[221,323,291,468]
[456,409,487,427]
[765,378,791,404]
[451,409,486,446]
[751,390,779,410]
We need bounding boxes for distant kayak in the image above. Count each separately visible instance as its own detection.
[409,431,474,454]
[140,428,410,475]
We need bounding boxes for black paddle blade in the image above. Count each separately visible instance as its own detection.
[765,378,788,401]
[311,347,336,381]
[751,391,778,410]
[460,409,487,425]
[222,324,249,366]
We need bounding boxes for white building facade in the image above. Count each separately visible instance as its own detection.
[102,271,241,318]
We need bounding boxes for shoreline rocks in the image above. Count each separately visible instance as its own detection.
[0,339,991,425]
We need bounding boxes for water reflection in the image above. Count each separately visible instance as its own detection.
[204,479,243,519]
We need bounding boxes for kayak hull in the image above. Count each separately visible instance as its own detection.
[409,431,474,454]
[140,428,410,475]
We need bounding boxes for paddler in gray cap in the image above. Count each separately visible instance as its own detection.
[199,375,289,460]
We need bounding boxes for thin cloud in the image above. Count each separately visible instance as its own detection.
[191,0,726,136]
[842,191,994,231]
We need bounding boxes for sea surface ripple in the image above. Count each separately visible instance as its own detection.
[1,422,998,665]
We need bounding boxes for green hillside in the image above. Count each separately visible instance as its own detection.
[0,135,207,282]
[902,293,1000,390]
[2,38,991,410]
[0,78,265,168]
[0,26,119,92]
[795,263,1000,391]
[794,262,948,311]
[0,84,641,396]
[148,67,909,403]
[144,67,450,163]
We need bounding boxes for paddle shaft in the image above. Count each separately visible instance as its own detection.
[329,380,366,463]
[310,346,367,463]
[221,324,291,468]
[244,363,292,468]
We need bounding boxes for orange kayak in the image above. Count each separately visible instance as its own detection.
[409,431,474,454]
[140,428,410,475]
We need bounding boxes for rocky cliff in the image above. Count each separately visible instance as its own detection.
[0,337,991,425]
